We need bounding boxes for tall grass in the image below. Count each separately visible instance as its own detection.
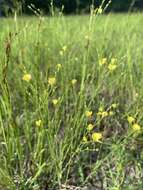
[0,12,143,190]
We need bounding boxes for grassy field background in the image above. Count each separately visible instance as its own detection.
[0,13,143,190]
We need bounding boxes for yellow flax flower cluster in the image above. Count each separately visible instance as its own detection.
[22,73,32,82]
[97,103,118,118]
[99,57,117,72]
[108,58,117,72]
[97,111,108,118]
[83,110,103,143]
[97,107,108,118]
[108,103,118,116]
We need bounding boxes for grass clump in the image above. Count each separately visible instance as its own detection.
[0,12,143,190]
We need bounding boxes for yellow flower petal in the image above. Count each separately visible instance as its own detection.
[101,111,108,118]
[108,64,117,71]
[111,58,117,64]
[83,136,88,142]
[99,58,107,66]
[98,7,103,14]
[35,120,42,127]
[71,79,77,85]
[48,77,56,85]
[111,103,118,109]
[87,124,94,131]
[132,123,141,131]
[57,64,62,70]
[97,111,108,118]
[62,45,67,52]
[85,111,93,117]
[92,132,102,142]
[109,111,114,116]
[52,99,59,106]
[127,116,135,124]
[59,50,64,56]
[22,73,32,82]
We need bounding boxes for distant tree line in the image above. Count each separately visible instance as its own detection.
[0,0,143,16]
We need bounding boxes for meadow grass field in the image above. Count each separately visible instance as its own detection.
[0,13,143,190]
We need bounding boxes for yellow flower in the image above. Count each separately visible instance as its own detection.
[85,35,90,40]
[57,64,62,70]
[97,111,108,118]
[52,99,59,106]
[111,103,118,109]
[92,132,102,142]
[85,111,93,117]
[102,111,108,118]
[109,111,114,116]
[35,120,42,127]
[22,73,32,82]
[87,124,94,131]
[97,111,101,116]
[135,93,138,98]
[108,64,117,71]
[111,58,117,64]
[62,45,67,52]
[59,50,64,56]
[83,136,88,142]
[99,58,107,66]
[48,77,56,85]
[132,123,141,132]
[99,106,104,112]
[98,7,103,14]
[59,46,67,56]
[127,116,135,124]
[71,79,77,85]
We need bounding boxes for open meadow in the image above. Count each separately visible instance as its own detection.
[0,13,143,190]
